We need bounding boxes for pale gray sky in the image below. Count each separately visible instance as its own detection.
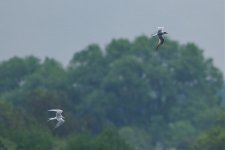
[0,0,224,75]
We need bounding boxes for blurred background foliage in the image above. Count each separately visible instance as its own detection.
[0,36,224,150]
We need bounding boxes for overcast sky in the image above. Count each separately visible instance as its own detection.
[0,0,224,75]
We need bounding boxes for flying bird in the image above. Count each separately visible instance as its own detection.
[152,27,168,50]
[48,109,65,128]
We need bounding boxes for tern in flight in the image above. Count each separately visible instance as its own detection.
[152,27,168,50]
[48,109,65,128]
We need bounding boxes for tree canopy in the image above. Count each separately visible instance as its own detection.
[0,36,224,149]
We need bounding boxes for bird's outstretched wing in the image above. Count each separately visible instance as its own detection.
[48,117,57,121]
[152,33,158,37]
[55,119,65,129]
[48,109,63,113]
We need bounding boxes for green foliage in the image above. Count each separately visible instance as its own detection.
[167,120,196,149]
[67,36,224,148]
[66,128,133,150]
[93,128,134,150]
[23,57,67,90]
[66,133,93,150]
[191,127,225,150]
[191,110,225,149]
[0,137,16,150]
[0,56,40,92]
[11,129,54,150]
[119,126,153,150]
[0,36,223,149]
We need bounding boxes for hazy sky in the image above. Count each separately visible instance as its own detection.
[0,0,224,75]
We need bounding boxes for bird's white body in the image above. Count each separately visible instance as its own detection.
[48,109,65,128]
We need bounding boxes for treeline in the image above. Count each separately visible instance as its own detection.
[0,36,224,150]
